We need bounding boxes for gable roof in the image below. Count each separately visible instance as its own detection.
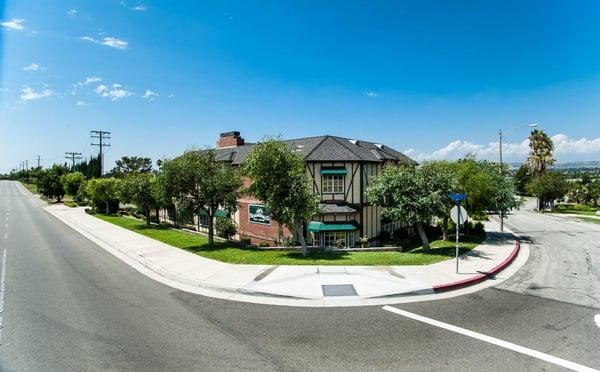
[213,135,416,165]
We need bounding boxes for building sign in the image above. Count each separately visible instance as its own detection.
[249,204,271,225]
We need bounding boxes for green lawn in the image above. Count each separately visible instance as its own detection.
[552,204,598,216]
[577,216,600,224]
[21,182,38,194]
[94,213,486,266]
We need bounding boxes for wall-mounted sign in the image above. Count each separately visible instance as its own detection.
[249,204,271,225]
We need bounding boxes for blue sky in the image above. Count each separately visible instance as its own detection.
[2,0,600,172]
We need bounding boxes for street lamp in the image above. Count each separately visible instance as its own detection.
[498,123,539,232]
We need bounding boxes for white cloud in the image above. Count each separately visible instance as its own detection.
[95,84,133,101]
[404,133,600,162]
[67,9,77,16]
[81,36,128,50]
[168,93,175,98]
[142,89,158,100]
[20,87,54,102]
[132,4,146,11]
[77,76,102,86]
[101,37,128,49]
[1,18,24,31]
[363,90,378,97]
[552,134,600,155]
[23,63,45,72]
[76,100,86,106]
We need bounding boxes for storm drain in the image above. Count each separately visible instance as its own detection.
[321,284,358,297]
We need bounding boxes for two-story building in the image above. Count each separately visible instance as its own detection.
[209,131,415,247]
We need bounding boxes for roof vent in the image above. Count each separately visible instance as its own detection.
[371,149,382,159]
[349,139,359,145]
[375,143,384,149]
[293,144,305,152]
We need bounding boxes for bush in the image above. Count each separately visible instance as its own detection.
[240,237,251,245]
[37,165,69,202]
[60,172,85,201]
[215,217,236,239]
[258,241,270,247]
[379,230,392,243]
[64,201,78,208]
[86,178,121,214]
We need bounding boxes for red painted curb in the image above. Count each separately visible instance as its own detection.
[432,240,521,293]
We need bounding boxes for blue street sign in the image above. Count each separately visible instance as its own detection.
[448,193,467,203]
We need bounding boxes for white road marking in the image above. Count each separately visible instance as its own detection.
[0,248,6,345]
[382,305,599,372]
[595,314,600,329]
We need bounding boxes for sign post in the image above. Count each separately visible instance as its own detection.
[449,193,468,274]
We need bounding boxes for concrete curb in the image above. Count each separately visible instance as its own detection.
[39,199,526,306]
[432,240,521,293]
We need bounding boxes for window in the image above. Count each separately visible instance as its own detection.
[319,232,354,248]
[323,174,344,193]
[199,213,209,227]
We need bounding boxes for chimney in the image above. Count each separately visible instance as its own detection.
[217,131,245,148]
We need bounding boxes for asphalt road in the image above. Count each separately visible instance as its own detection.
[499,198,600,309]
[0,181,598,371]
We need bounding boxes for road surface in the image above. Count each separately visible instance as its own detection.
[499,198,600,309]
[0,181,598,371]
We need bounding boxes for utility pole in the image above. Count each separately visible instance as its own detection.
[65,152,83,170]
[25,160,28,171]
[91,130,111,176]
[35,155,42,168]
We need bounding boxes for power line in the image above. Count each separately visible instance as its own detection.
[91,130,111,176]
[65,152,83,170]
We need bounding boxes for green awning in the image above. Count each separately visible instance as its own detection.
[320,168,347,175]
[199,210,229,218]
[215,210,229,218]
[307,221,358,232]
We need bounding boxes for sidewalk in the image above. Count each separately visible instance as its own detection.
[45,205,526,307]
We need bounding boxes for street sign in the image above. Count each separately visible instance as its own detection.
[450,205,468,225]
[448,193,467,203]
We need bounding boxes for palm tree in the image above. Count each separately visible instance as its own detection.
[527,129,555,210]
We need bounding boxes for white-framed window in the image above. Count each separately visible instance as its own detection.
[199,213,209,227]
[322,174,344,193]
[319,232,354,248]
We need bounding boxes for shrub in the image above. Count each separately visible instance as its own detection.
[240,237,252,245]
[60,172,86,201]
[37,165,69,202]
[215,217,236,239]
[86,178,121,214]
[64,201,78,208]
[258,241,270,247]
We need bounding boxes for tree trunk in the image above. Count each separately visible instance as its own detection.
[155,207,160,223]
[297,223,308,257]
[416,222,430,252]
[207,213,215,247]
[442,215,449,241]
[145,208,151,225]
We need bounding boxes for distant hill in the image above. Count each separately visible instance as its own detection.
[509,161,600,170]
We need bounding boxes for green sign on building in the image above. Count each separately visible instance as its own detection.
[249,204,270,225]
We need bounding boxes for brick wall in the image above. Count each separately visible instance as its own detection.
[237,197,291,245]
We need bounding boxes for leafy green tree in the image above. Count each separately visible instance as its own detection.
[367,165,448,251]
[244,138,320,256]
[37,165,69,202]
[513,164,532,195]
[118,173,159,225]
[86,178,121,214]
[419,161,457,241]
[60,172,86,201]
[526,172,569,211]
[111,156,153,178]
[161,150,242,247]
